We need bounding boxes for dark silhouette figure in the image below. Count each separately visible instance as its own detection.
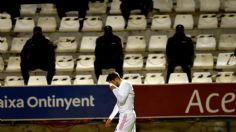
[20,26,56,85]
[0,0,20,25]
[166,24,195,83]
[94,26,124,79]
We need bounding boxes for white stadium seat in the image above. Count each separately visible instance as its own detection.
[105,16,125,31]
[168,73,189,84]
[97,74,108,84]
[80,36,98,52]
[110,0,121,14]
[200,0,220,12]
[215,72,236,83]
[153,0,173,12]
[151,15,171,30]
[39,3,57,15]
[28,76,48,86]
[125,36,146,52]
[0,57,4,72]
[0,13,12,32]
[127,15,147,30]
[144,73,165,84]
[220,13,236,28]
[193,53,214,69]
[196,34,216,50]
[224,0,236,12]
[37,17,57,32]
[4,76,25,86]
[216,52,236,69]
[218,34,236,50]
[123,54,143,70]
[148,35,168,51]
[20,4,38,16]
[6,56,21,72]
[174,14,194,29]
[51,75,71,85]
[76,55,95,71]
[145,53,166,70]
[123,73,142,85]
[56,55,74,72]
[14,17,35,32]
[192,72,212,83]
[0,37,8,53]
[59,17,79,32]
[73,75,94,85]
[83,16,103,31]
[10,37,28,53]
[198,14,218,29]
[175,0,195,12]
[55,37,78,53]
[87,1,107,14]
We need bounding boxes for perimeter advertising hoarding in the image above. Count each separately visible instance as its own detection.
[0,83,236,120]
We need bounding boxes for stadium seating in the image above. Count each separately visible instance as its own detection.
[27,75,47,86]
[174,14,194,29]
[151,15,171,30]
[153,0,173,12]
[148,35,168,51]
[59,17,79,32]
[20,4,38,16]
[216,52,236,69]
[199,0,220,12]
[105,15,125,31]
[198,14,218,29]
[144,73,165,84]
[196,34,216,51]
[125,36,146,52]
[0,13,12,32]
[0,57,4,72]
[73,75,94,85]
[51,75,72,85]
[123,54,143,71]
[193,53,214,69]
[215,72,236,83]
[80,36,98,52]
[168,73,189,84]
[218,34,236,50]
[37,16,57,32]
[145,53,166,70]
[123,73,142,85]
[38,3,57,15]
[192,72,213,83]
[55,55,74,72]
[175,0,195,12]
[82,16,103,31]
[14,17,35,32]
[55,36,78,53]
[0,37,8,53]
[10,37,28,53]
[4,76,25,86]
[127,15,147,30]
[220,13,236,28]
[76,55,95,71]
[6,56,21,72]
[224,0,236,12]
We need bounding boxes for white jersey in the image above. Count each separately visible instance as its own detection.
[109,80,135,120]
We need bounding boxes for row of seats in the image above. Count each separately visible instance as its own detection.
[0,34,235,54]
[1,13,236,32]
[1,71,235,87]
[0,52,235,73]
[18,0,236,17]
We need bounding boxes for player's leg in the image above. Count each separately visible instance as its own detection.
[115,112,136,132]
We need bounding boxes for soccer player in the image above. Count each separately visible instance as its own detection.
[105,72,136,132]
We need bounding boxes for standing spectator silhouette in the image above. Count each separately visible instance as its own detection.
[120,0,153,28]
[0,0,20,25]
[94,25,124,79]
[20,26,56,85]
[166,24,195,83]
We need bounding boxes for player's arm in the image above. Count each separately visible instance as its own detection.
[112,82,130,105]
[105,104,119,127]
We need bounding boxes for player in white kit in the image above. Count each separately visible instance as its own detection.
[105,72,136,132]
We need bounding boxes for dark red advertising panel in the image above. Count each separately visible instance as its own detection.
[134,83,236,118]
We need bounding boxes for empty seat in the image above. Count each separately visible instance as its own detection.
[37,17,57,32]
[97,74,108,84]
[215,72,236,83]
[220,13,236,28]
[216,52,236,69]
[0,37,8,53]
[14,17,35,32]
[73,75,94,85]
[20,4,38,16]
[123,54,143,71]
[105,15,125,31]
[219,34,236,50]
[0,13,12,32]
[192,72,212,83]
[59,17,79,32]
[153,0,173,12]
[123,73,142,85]
[80,36,98,52]
[4,76,25,86]
[168,73,189,84]
[56,55,74,72]
[145,53,166,70]
[175,0,195,12]
[125,36,146,52]
[28,76,48,86]
[174,14,194,29]
[198,14,218,29]
[6,56,21,72]
[144,73,165,84]
[0,57,4,72]
[224,0,236,12]
[87,1,107,14]
[193,53,214,69]
[200,0,220,12]
[39,3,57,15]
[127,15,147,30]
[196,34,216,50]
[82,16,103,31]
[55,37,78,53]
[148,35,168,51]
[110,0,121,14]
[76,55,95,71]
[51,75,71,85]
[10,37,28,53]
[151,15,171,30]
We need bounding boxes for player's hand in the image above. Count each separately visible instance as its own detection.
[105,119,112,127]
[109,83,117,90]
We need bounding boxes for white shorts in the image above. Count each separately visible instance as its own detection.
[115,110,136,132]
